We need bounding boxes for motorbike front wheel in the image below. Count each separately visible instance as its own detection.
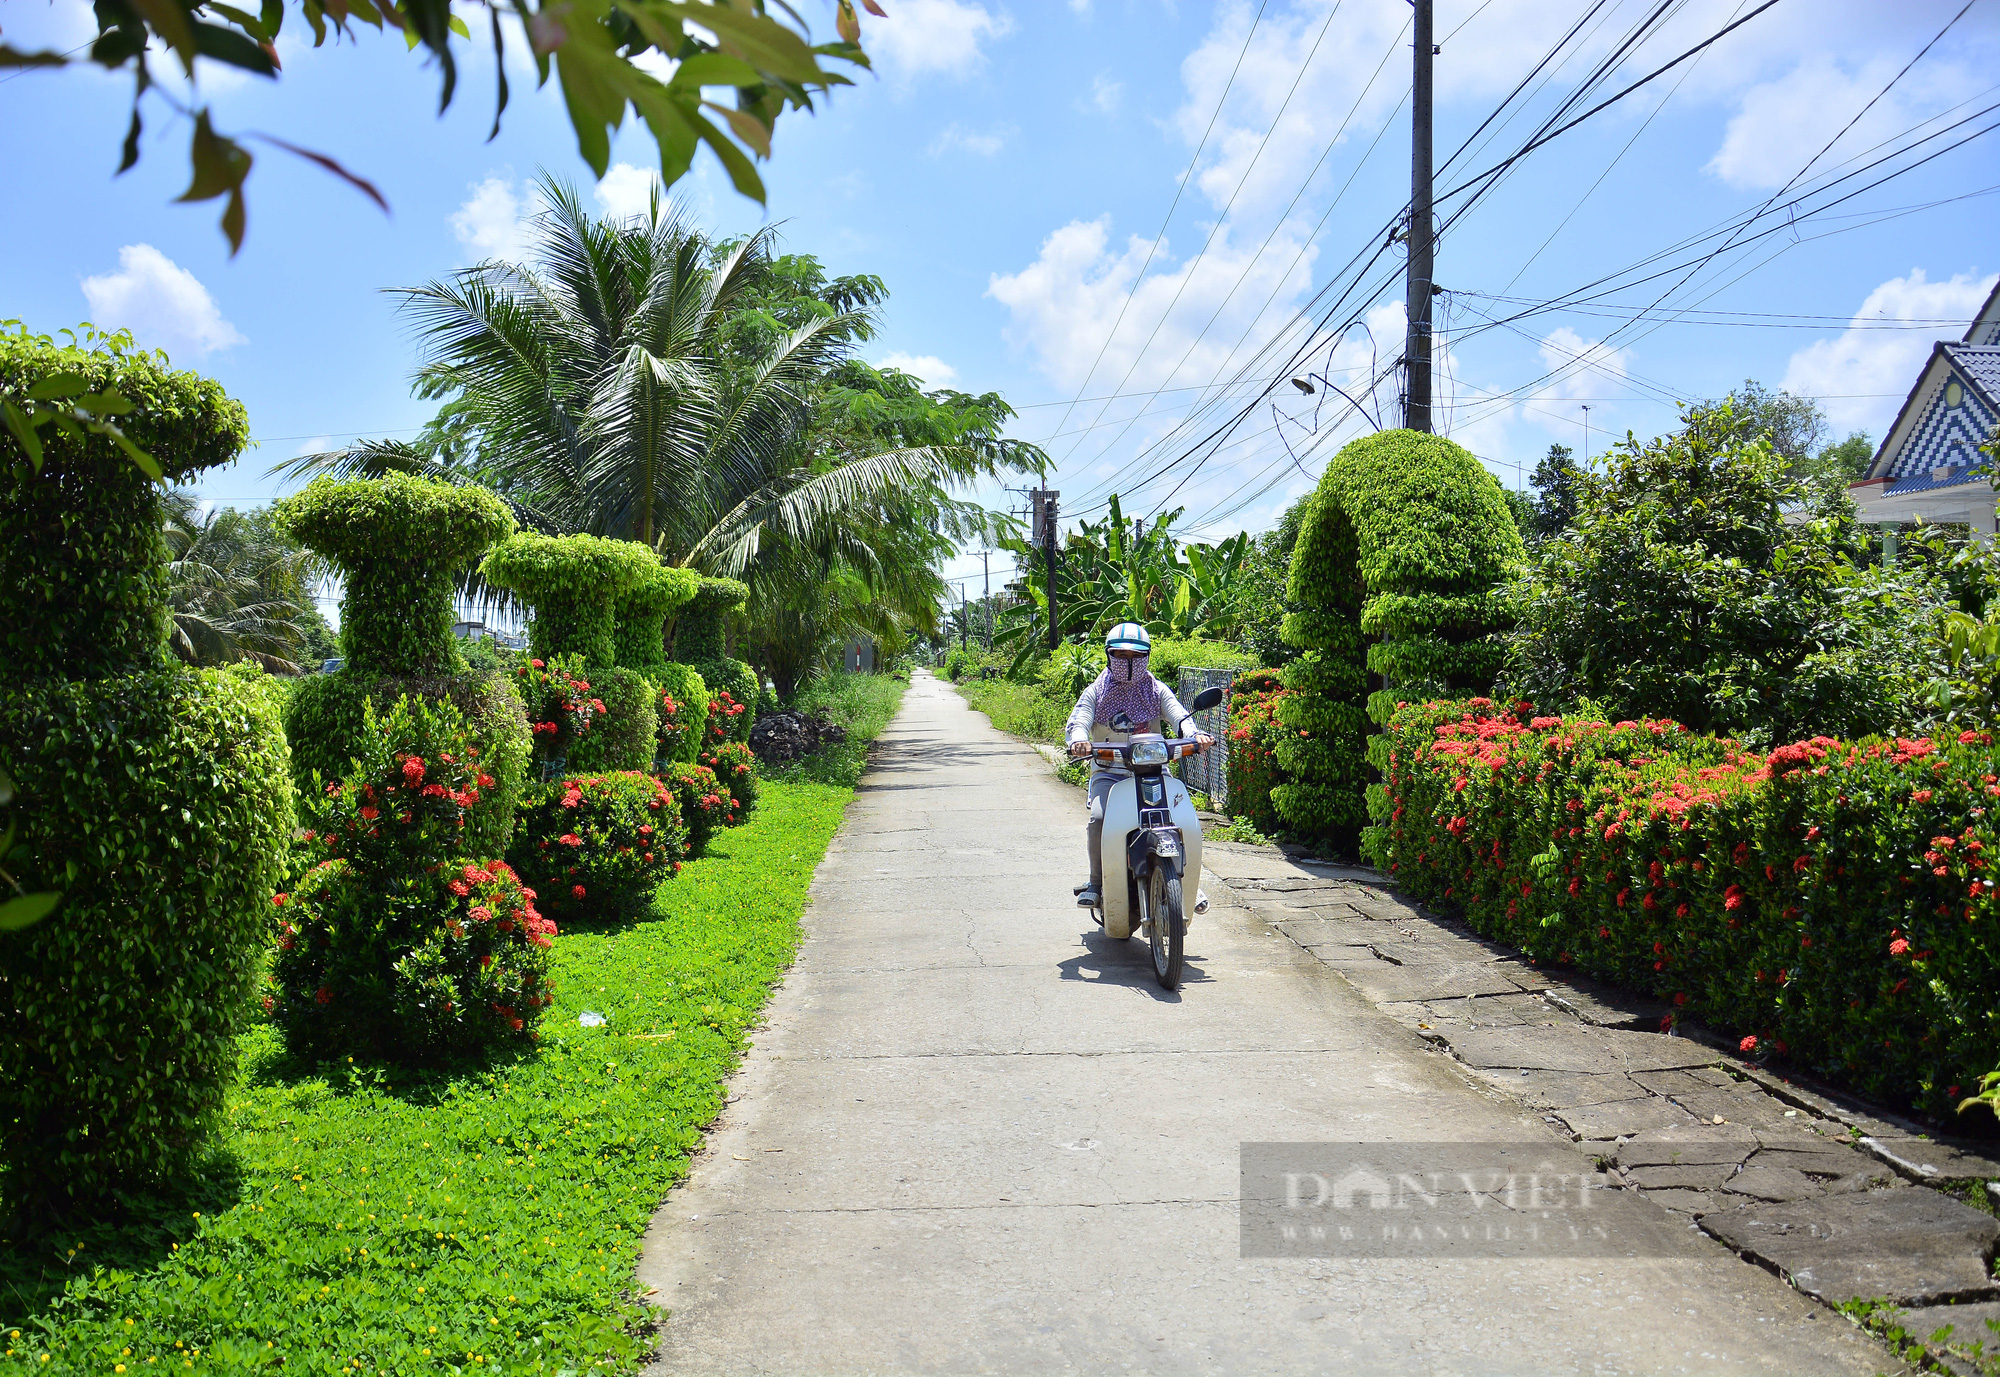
[1148,868,1184,990]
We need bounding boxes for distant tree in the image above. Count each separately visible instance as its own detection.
[1710,379,1830,469]
[1803,430,1876,486]
[1526,443,1584,544]
[162,492,319,671]
[1237,496,1311,668]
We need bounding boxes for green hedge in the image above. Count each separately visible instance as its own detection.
[0,328,290,1211]
[485,533,656,670]
[1379,698,2000,1117]
[506,772,686,925]
[654,662,710,764]
[676,577,757,740]
[663,761,731,857]
[1276,430,1522,855]
[273,475,515,678]
[1148,636,1256,689]
[700,740,759,817]
[611,561,701,673]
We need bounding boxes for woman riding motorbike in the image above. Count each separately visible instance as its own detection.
[1065,623,1214,909]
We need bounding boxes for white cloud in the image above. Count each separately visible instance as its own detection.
[874,353,959,386]
[451,175,534,263]
[866,0,1010,78]
[594,163,664,221]
[927,123,1012,157]
[1085,73,1122,114]
[1782,268,1998,433]
[79,245,245,361]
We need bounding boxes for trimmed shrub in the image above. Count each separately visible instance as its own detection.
[1277,430,1523,856]
[483,533,658,770]
[704,687,751,748]
[700,740,759,818]
[612,561,702,673]
[508,772,685,924]
[1,326,291,1211]
[654,664,710,764]
[674,577,757,740]
[273,475,515,678]
[1148,636,1257,689]
[1379,697,2000,1117]
[512,653,603,767]
[663,762,731,857]
[1226,669,1290,836]
[274,693,553,1062]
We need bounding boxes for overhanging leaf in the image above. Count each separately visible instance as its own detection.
[0,891,61,932]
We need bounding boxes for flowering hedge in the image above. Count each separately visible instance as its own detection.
[675,577,757,741]
[657,677,705,763]
[273,693,553,1062]
[1377,697,2000,1116]
[507,772,686,924]
[704,687,749,747]
[700,739,759,818]
[663,761,731,856]
[1225,669,1289,835]
[514,654,602,765]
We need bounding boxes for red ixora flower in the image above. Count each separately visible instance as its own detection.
[1890,938,1910,956]
[558,833,583,847]
[1739,1035,1758,1053]
[359,805,380,821]
[402,756,426,785]
[271,892,289,907]
[571,884,586,899]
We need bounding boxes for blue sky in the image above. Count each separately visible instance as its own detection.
[3,0,1996,598]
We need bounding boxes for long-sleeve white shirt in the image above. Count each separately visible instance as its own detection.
[1065,678,1196,776]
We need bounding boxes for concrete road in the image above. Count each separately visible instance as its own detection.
[637,671,1895,1376]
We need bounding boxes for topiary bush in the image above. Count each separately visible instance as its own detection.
[512,653,602,772]
[704,687,751,748]
[1275,429,1523,857]
[663,762,731,857]
[0,325,293,1215]
[273,475,529,854]
[699,739,759,818]
[274,693,555,1062]
[611,559,709,765]
[483,533,659,770]
[656,668,709,764]
[506,772,685,924]
[1225,669,1290,836]
[674,577,758,741]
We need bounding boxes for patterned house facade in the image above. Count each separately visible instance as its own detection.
[1850,279,2000,536]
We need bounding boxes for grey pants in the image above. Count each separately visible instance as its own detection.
[1086,771,1122,889]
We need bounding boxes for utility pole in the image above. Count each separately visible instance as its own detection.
[958,581,968,652]
[1404,0,1435,434]
[978,549,993,649]
[1035,486,1061,651]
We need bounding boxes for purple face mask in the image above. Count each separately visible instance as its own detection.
[1093,652,1158,729]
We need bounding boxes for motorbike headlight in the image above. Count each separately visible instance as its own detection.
[1129,739,1170,766]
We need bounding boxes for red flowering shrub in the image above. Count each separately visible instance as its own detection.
[1376,698,2000,1116]
[1225,669,1290,834]
[703,688,749,748]
[657,686,701,762]
[506,771,686,923]
[699,738,758,819]
[662,761,731,857]
[274,694,556,1061]
[513,652,600,767]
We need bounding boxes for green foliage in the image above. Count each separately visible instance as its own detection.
[758,672,906,788]
[956,677,1070,744]
[283,669,530,859]
[162,492,323,672]
[611,562,701,674]
[275,694,551,1063]
[1379,699,2000,1117]
[1147,636,1257,689]
[566,667,659,774]
[1276,429,1524,854]
[274,474,515,678]
[1524,443,1585,546]
[699,741,759,817]
[0,780,856,1372]
[457,632,516,675]
[1505,401,1949,746]
[24,2,877,251]
[652,662,711,764]
[662,762,732,857]
[0,667,292,1211]
[481,533,656,670]
[507,772,686,926]
[1225,670,1290,836]
[1038,642,1106,702]
[1,325,249,680]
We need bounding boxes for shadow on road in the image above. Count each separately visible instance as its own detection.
[1056,929,1211,1001]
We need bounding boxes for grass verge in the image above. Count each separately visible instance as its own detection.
[954,678,1065,745]
[0,682,904,1374]
[760,672,906,789]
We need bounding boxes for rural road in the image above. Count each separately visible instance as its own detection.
[638,669,1894,1375]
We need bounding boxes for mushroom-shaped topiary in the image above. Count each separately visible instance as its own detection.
[482,533,658,670]
[274,474,516,678]
[672,576,758,742]
[612,560,708,765]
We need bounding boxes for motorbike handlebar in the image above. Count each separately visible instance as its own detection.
[1084,735,1210,764]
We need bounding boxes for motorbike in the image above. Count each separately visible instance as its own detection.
[1080,684,1225,990]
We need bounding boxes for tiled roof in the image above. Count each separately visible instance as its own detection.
[1951,343,2000,398]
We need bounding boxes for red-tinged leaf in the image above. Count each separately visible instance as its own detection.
[835,0,859,44]
[177,111,252,203]
[862,0,886,15]
[248,133,390,212]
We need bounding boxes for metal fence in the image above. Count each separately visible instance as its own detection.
[1176,667,1234,808]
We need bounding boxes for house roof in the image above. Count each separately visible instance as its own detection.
[1967,277,2000,347]
[1863,341,2000,483]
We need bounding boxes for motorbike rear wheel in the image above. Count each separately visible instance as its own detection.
[1149,868,1184,990]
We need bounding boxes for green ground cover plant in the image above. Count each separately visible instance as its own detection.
[955,677,1067,744]
[0,774,869,1373]
[1377,697,2000,1117]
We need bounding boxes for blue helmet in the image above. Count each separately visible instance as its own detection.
[1105,622,1151,654]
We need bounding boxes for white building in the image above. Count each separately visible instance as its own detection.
[1848,279,2000,538]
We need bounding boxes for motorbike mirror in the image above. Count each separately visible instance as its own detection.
[1110,710,1135,734]
[1191,686,1225,712]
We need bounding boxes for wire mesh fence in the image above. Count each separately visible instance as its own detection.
[1177,667,1235,808]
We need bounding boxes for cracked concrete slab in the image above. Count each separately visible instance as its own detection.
[638,671,1899,1375]
[1702,1188,2000,1306]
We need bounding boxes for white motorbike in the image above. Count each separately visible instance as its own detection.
[1081,685,1224,990]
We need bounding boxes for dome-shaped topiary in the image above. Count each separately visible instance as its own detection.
[273,474,516,678]
[1274,429,1524,858]
[612,561,701,673]
[482,533,658,670]
[673,576,758,741]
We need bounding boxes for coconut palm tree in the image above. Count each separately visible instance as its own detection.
[162,491,319,671]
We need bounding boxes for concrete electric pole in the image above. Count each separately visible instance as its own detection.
[1404,0,1435,434]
